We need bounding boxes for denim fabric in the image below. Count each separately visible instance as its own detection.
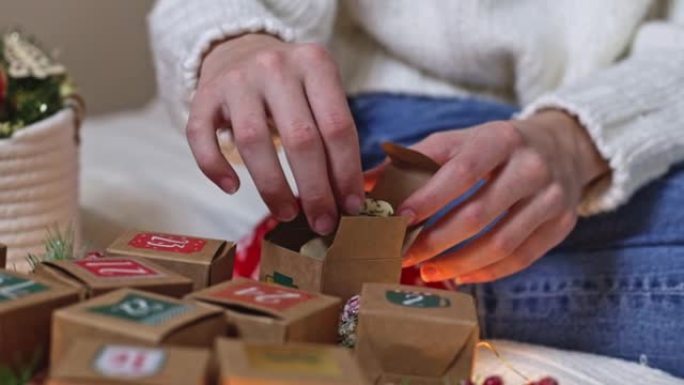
[349,93,684,377]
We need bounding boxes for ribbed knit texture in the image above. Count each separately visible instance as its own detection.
[0,109,80,271]
[149,0,684,216]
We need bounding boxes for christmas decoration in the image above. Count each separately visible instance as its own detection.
[25,226,77,271]
[0,30,76,139]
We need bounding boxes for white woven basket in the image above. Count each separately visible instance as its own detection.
[0,108,80,271]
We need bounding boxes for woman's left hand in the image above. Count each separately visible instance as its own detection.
[400,110,610,284]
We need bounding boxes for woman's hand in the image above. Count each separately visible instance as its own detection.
[189,33,364,235]
[401,110,610,283]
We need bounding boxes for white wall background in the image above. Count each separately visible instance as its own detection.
[0,0,157,115]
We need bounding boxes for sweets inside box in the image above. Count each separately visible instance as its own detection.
[0,145,537,385]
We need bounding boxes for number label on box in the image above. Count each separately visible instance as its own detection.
[385,290,451,308]
[75,259,161,278]
[88,293,189,325]
[210,282,313,311]
[128,232,206,254]
[94,345,166,378]
[246,345,341,376]
[0,273,48,302]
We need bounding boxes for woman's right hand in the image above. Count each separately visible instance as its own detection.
[189,34,364,235]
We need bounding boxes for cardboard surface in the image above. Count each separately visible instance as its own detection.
[0,269,79,367]
[216,338,369,385]
[355,283,478,385]
[106,230,235,290]
[188,277,341,344]
[51,288,225,365]
[47,338,210,385]
[34,256,193,299]
[260,144,437,301]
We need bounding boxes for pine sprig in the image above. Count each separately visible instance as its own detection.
[0,348,42,385]
[26,225,77,271]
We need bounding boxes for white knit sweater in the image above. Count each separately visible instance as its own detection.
[148,0,684,216]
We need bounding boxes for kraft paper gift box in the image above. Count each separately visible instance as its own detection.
[355,283,479,385]
[188,277,341,344]
[216,338,369,385]
[106,230,235,290]
[0,269,79,367]
[51,288,225,365]
[47,338,211,385]
[33,256,193,299]
[260,143,438,301]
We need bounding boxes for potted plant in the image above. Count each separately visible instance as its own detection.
[0,30,83,272]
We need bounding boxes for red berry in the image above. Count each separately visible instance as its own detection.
[484,375,504,385]
[538,377,558,385]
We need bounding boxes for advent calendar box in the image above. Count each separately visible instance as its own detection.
[47,339,211,385]
[51,288,225,365]
[188,277,341,344]
[34,256,193,299]
[107,230,234,290]
[260,144,436,301]
[355,283,478,385]
[0,270,79,367]
[216,338,369,385]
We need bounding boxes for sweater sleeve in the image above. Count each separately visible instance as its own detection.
[519,3,684,216]
[148,0,337,129]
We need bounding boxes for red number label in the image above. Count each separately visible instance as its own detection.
[211,282,314,311]
[75,259,160,278]
[128,232,206,254]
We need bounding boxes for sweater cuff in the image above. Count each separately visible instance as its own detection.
[182,19,295,95]
[520,91,683,217]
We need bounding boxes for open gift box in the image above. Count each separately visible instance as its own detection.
[260,144,439,300]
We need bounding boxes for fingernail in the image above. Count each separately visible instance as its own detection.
[278,204,298,222]
[219,177,237,194]
[399,208,416,224]
[314,214,335,235]
[420,264,439,282]
[345,195,363,215]
[401,251,416,268]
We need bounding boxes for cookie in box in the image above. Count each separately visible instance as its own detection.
[188,277,341,344]
[260,143,438,301]
[50,288,225,365]
[107,230,234,290]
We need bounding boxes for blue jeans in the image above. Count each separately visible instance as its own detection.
[349,93,684,377]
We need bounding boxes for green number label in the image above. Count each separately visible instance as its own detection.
[385,290,450,308]
[0,273,48,302]
[88,293,189,325]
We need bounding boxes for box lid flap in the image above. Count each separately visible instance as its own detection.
[189,277,339,322]
[62,288,222,341]
[107,230,230,265]
[41,257,192,291]
[0,269,78,311]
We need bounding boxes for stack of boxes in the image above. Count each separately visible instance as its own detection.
[0,145,480,385]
